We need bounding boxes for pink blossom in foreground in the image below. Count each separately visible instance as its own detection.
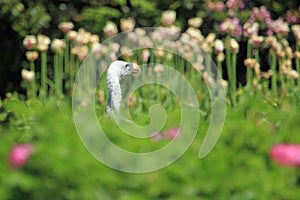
[269,144,300,167]
[9,144,34,168]
[151,132,163,142]
[164,127,181,140]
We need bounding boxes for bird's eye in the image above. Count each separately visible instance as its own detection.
[125,64,131,69]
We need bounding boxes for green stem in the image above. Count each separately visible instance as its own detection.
[254,48,260,63]
[54,53,58,98]
[54,53,63,99]
[64,35,70,75]
[217,61,222,80]
[270,50,278,96]
[231,52,237,106]
[225,35,232,83]
[279,58,286,97]
[69,46,75,93]
[29,61,36,99]
[205,50,212,75]
[225,35,236,106]
[40,51,47,101]
[246,40,253,90]
[59,54,64,98]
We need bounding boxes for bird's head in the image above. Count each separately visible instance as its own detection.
[108,60,140,79]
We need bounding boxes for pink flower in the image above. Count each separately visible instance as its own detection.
[269,144,300,167]
[151,132,163,142]
[250,6,272,24]
[23,35,37,50]
[207,2,224,12]
[219,18,242,37]
[164,127,181,140]
[141,49,150,62]
[286,9,300,24]
[243,22,259,38]
[58,22,74,33]
[9,144,34,168]
[269,18,290,37]
[225,0,244,10]
[215,2,225,12]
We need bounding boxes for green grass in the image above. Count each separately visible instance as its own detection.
[1,93,300,199]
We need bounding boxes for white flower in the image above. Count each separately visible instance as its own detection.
[37,35,51,52]
[214,39,224,53]
[25,51,38,61]
[51,39,66,54]
[188,17,203,28]
[21,69,35,82]
[103,22,118,38]
[120,17,135,32]
[162,10,176,26]
[230,38,239,53]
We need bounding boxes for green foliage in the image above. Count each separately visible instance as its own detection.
[80,7,121,33]
[1,94,300,199]
[0,0,51,36]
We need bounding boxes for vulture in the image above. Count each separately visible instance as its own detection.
[106,60,140,114]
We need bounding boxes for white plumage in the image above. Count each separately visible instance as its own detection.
[106,60,140,114]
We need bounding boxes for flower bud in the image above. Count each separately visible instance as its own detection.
[103,22,118,38]
[244,58,256,68]
[21,69,35,82]
[25,51,38,61]
[188,17,203,28]
[287,69,299,79]
[58,22,74,33]
[37,34,51,52]
[214,39,224,53]
[120,17,135,32]
[220,79,228,89]
[51,39,66,54]
[250,35,264,47]
[154,64,164,76]
[294,51,300,59]
[68,31,78,41]
[217,52,225,62]
[141,49,150,62]
[23,35,37,50]
[161,10,176,26]
[205,33,216,47]
[230,38,239,53]
[89,34,100,45]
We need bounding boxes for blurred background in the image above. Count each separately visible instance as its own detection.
[1,0,300,97]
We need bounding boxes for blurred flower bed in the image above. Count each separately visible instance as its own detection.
[1,0,300,199]
[1,94,300,199]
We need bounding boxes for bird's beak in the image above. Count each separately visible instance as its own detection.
[131,63,140,74]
